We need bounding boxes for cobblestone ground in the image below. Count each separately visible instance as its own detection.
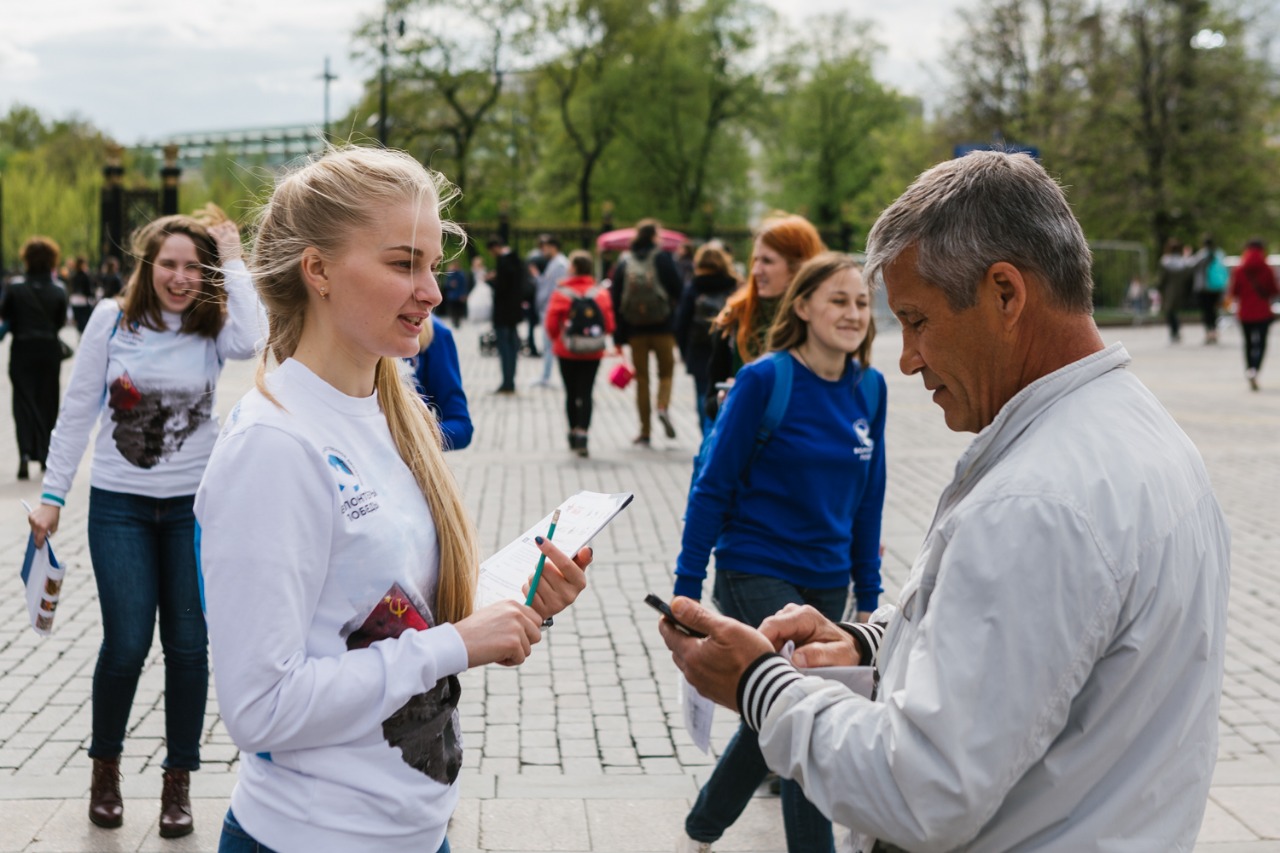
[0,316,1273,852]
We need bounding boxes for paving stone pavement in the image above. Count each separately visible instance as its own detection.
[0,316,1273,852]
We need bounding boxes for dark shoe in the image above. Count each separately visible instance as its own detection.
[17,454,29,481]
[492,386,516,396]
[633,435,651,447]
[159,768,193,838]
[657,409,676,439]
[576,435,590,458]
[89,757,123,829]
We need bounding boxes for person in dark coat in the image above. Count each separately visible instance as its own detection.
[672,243,740,437]
[486,236,525,394]
[1,236,70,479]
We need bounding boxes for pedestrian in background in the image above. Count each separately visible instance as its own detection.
[440,260,470,329]
[1158,238,1198,344]
[486,235,524,394]
[530,235,568,388]
[411,315,474,450]
[704,215,824,418]
[609,219,684,446]
[1229,238,1278,391]
[673,243,740,436]
[26,210,262,838]
[675,252,884,853]
[545,249,615,457]
[197,145,591,853]
[69,256,96,335]
[1,236,70,480]
[1193,235,1229,344]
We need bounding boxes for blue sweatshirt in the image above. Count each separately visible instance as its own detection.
[411,318,473,451]
[674,352,886,611]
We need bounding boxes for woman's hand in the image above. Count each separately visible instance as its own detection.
[28,504,60,549]
[523,542,592,621]
[455,600,544,667]
[208,220,243,263]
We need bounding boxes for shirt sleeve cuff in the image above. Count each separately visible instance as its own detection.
[838,621,887,667]
[39,492,66,507]
[738,653,803,732]
[673,576,703,600]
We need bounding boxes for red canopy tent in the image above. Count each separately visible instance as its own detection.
[595,227,689,253]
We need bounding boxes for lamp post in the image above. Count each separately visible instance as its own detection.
[377,5,406,147]
[320,57,338,144]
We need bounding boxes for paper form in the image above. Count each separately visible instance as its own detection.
[476,490,633,608]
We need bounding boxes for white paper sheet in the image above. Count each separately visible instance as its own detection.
[681,674,715,753]
[476,490,633,608]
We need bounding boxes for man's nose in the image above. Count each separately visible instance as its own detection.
[899,337,923,376]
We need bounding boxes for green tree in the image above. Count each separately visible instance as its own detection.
[763,14,917,239]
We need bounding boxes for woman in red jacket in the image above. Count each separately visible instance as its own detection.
[545,250,616,457]
[1229,239,1278,391]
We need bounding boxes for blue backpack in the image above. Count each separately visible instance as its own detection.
[690,351,882,491]
[1206,252,1229,293]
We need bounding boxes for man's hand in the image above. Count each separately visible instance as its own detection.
[759,604,860,667]
[658,597,771,712]
[523,542,591,621]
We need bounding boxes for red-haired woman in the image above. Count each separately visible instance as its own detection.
[703,215,825,417]
[1229,239,1278,391]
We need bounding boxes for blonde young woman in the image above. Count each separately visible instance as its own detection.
[194,146,591,853]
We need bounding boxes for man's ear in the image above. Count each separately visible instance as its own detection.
[985,261,1028,329]
[299,247,329,297]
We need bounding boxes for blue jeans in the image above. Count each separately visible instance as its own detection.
[685,570,848,853]
[219,809,451,853]
[494,324,519,391]
[87,487,207,770]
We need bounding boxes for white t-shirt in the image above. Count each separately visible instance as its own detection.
[41,259,265,502]
[194,358,469,853]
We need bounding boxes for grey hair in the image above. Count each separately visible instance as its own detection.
[863,152,1093,313]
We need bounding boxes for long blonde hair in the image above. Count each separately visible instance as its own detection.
[250,146,478,623]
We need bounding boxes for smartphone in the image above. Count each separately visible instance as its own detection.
[644,593,708,638]
[713,381,734,392]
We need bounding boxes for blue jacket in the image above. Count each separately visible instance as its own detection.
[674,352,885,611]
[411,318,473,450]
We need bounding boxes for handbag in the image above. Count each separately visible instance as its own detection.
[608,360,635,389]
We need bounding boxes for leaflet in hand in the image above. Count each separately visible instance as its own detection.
[476,490,633,608]
[20,534,64,637]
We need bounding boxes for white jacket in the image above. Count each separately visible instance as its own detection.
[746,344,1230,852]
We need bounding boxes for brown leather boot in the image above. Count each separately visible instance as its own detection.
[159,768,193,838]
[89,756,123,828]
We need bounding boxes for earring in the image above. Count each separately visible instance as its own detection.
[319,288,329,299]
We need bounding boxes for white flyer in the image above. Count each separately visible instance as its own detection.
[681,674,715,753]
[476,490,634,608]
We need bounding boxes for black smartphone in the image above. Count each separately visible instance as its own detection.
[644,593,708,638]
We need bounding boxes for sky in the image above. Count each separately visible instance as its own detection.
[0,0,961,144]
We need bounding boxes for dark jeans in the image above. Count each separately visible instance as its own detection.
[558,358,601,431]
[494,324,520,391]
[1198,291,1221,336]
[1243,319,1273,372]
[87,488,207,770]
[219,809,450,853]
[444,300,466,328]
[692,369,714,437]
[686,570,848,853]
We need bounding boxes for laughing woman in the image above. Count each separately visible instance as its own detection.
[27,210,264,837]
[196,146,590,853]
[673,252,886,853]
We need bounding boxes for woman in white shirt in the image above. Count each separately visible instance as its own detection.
[27,210,263,838]
[195,146,590,853]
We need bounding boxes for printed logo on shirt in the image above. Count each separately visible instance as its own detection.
[324,447,381,521]
[852,418,874,461]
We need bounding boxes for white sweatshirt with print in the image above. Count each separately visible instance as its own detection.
[194,358,470,853]
[41,259,264,502]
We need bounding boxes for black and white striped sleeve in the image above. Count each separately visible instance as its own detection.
[840,621,888,668]
[737,653,804,732]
